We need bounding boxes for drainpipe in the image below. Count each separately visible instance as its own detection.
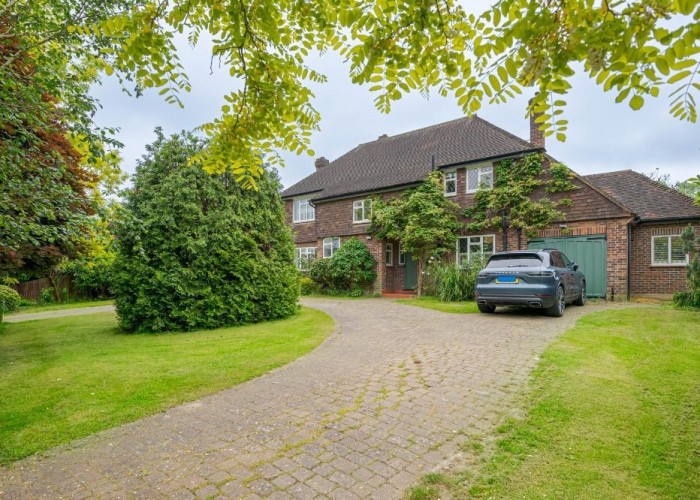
[627,216,641,301]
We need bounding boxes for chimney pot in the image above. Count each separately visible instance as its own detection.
[528,98,545,149]
[378,134,388,140]
[315,156,329,170]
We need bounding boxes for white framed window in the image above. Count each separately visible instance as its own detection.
[353,199,372,223]
[295,247,316,271]
[385,243,394,266]
[652,235,687,266]
[444,171,457,196]
[398,243,405,266]
[457,235,495,267]
[466,165,493,193]
[293,198,315,222]
[323,237,341,258]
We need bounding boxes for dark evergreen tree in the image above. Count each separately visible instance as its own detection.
[113,130,299,332]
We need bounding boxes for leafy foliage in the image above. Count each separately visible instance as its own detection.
[13,0,693,186]
[0,285,21,321]
[425,257,484,302]
[673,224,700,309]
[465,153,578,237]
[112,130,299,332]
[63,253,115,300]
[371,171,462,296]
[299,275,318,296]
[308,238,376,293]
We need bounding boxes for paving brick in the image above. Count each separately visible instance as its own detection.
[0,299,613,499]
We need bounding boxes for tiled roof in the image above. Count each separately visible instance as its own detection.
[282,115,540,200]
[585,170,700,221]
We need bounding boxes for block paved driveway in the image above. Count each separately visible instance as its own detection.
[0,298,605,499]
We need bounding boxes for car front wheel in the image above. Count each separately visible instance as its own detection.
[545,286,566,317]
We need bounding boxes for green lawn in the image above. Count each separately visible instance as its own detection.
[13,299,114,314]
[395,296,479,314]
[0,308,333,464]
[409,306,700,499]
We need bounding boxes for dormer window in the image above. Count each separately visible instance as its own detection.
[293,198,315,222]
[466,165,493,193]
[444,171,457,196]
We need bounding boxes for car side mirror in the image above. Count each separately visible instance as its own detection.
[572,263,579,271]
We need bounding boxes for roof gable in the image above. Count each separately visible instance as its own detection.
[282,116,540,200]
[585,170,700,221]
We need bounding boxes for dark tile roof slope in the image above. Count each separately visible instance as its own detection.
[585,170,700,221]
[282,116,540,200]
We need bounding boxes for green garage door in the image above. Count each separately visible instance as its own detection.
[528,235,607,298]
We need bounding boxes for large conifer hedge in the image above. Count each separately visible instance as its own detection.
[113,130,299,332]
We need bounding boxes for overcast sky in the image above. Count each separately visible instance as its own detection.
[91,9,699,190]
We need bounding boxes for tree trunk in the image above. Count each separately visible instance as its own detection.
[48,266,62,302]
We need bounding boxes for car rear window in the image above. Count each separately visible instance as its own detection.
[486,254,543,268]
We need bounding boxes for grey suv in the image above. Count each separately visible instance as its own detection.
[474,249,586,317]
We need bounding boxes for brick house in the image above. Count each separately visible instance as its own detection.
[282,116,700,299]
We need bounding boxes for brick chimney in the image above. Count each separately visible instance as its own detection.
[315,156,329,170]
[529,99,545,149]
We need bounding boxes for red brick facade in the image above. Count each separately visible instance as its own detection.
[286,162,698,299]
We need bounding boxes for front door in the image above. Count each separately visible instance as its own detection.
[404,252,417,290]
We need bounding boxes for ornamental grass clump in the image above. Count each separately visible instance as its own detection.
[112,130,299,332]
[425,257,484,302]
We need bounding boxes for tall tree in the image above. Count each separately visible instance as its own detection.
[82,0,700,184]
[464,153,578,245]
[0,23,99,293]
[371,171,462,296]
[112,129,299,332]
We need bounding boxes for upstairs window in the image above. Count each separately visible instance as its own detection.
[652,235,687,265]
[444,171,457,196]
[466,165,493,193]
[353,199,372,223]
[323,237,341,258]
[293,198,315,222]
[295,247,316,271]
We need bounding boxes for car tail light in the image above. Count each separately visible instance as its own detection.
[526,270,555,277]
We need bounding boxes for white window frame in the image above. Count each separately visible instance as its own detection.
[293,198,315,223]
[353,199,372,223]
[651,235,688,266]
[295,247,316,271]
[323,237,341,258]
[444,170,457,196]
[466,164,494,193]
[398,243,405,266]
[456,235,496,267]
[385,243,394,266]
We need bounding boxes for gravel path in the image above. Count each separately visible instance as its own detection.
[0,298,609,499]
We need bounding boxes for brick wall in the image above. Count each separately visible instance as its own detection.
[630,222,700,295]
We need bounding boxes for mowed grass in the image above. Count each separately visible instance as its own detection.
[13,299,114,314]
[395,296,479,314]
[0,307,333,464]
[409,306,700,499]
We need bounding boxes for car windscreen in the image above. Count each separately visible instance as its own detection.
[486,254,543,268]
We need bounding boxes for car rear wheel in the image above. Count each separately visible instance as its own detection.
[478,304,496,314]
[573,281,586,306]
[545,286,565,317]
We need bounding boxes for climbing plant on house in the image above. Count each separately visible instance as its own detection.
[464,153,578,247]
[371,171,462,297]
[673,225,700,309]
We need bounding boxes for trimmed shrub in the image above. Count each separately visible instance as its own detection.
[673,290,700,309]
[64,254,115,299]
[0,285,21,320]
[299,276,318,295]
[308,238,376,293]
[425,257,484,302]
[112,130,299,332]
[39,287,55,305]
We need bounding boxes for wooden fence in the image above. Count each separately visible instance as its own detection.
[12,276,73,301]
